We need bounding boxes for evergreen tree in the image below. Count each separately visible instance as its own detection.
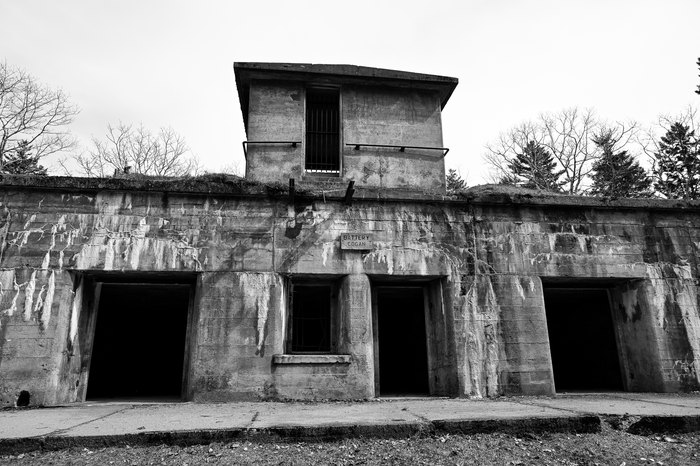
[590,131,650,198]
[653,122,700,199]
[696,57,700,95]
[507,141,563,191]
[445,168,467,193]
[1,140,48,175]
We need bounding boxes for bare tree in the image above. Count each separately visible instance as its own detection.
[72,122,199,177]
[540,108,600,194]
[0,61,78,171]
[484,121,544,183]
[484,108,637,194]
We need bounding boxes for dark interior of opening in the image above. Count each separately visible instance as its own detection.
[291,284,332,353]
[86,283,190,400]
[377,287,429,396]
[544,287,623,391]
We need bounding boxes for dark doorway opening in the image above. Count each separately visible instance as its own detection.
[543,287,623,392]
[86,283,191,401]
[376,287,429,396]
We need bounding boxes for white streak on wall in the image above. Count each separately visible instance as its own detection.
[69,281,82,345]
[620,286,640,322]
[33,284,46,315]
[23,214,36,229]
[40,271,55,329]
[514,279,525,300]
[129,218,151,270]
[239,273,280,355]
[576,235,587,253]
[41,251,51,270]
[3,277,21,317]
[23,270,36,321]
[103,238,115,270]
[71,194,202,271]
[461,276,501,398]
[0,270,17,326]
[321,241,335,267]
[527,277,536,293]
[364,245,394,274]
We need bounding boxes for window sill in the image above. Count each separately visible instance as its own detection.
[272,354,352,365]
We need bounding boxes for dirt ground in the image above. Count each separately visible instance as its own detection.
[1,427,699,465]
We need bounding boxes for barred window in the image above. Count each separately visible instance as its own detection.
[289,283,335,353]
[305,88,340,174]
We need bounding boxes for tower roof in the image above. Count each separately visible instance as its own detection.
[234,62,458,132]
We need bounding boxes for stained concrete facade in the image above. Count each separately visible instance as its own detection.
[1,63,699,407]
[0,177,699,407]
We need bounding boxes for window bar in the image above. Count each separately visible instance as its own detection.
[241,141,300,159]
[345,143,449,157]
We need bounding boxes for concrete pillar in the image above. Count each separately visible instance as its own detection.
[339,273,374,398]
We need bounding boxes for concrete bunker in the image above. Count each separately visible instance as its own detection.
[543,283,624,392]
[81,274,196,401]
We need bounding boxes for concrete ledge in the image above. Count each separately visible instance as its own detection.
[272,354,352,364]
[0,415,600,455]
[3,174,700,211]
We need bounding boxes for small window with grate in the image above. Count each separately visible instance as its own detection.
[289,282,336,353]
[305,88,340,174]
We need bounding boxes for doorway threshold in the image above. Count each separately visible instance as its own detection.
[84,397,184,405]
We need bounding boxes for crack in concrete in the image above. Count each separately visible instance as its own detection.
[510,399,590,416]
[245,411,260,429]
[512,394,700,417]
[402,406,432,425]
[605,393,700,410]
[39,405,133,438]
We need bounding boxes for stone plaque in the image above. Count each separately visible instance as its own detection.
[340,233,372,250]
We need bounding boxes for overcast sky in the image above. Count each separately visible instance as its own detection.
[2,0,699,184]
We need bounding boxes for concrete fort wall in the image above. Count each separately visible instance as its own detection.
[0,177,698,406]
[245,82,446,192]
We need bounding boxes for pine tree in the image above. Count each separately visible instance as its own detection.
[507,141,563,191]
[653,122,700,199]
[590,131,650,198]
[445,168,467,193]
[1,140,48,175]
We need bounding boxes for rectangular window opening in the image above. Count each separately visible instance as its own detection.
[305,88,340,174]
[289,283,334,353]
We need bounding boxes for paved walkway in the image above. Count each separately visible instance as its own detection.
[1,393,699,453]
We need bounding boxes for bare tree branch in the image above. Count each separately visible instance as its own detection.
[0,61,78,170]
[71,121,199,177]
[482,108,641,194]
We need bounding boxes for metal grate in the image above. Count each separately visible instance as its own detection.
[305,88,340,173]
[290,285,331,353]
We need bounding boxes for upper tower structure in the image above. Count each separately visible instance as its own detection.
[234,62,458,193]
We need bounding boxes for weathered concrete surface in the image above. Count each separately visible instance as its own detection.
[2,394,700,454]
[1,176,700,405]
[244,80,447,191]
